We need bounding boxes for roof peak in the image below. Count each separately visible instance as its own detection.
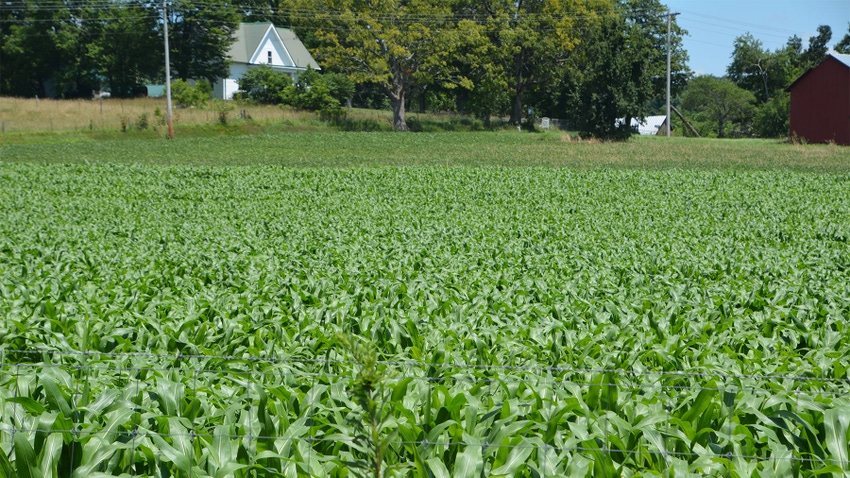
[829,52,850,68]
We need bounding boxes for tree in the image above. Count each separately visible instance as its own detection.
[289,68,340,110]
[800,25,831,69]
[726,33,772,102]
[322,72,357,108]
[566,14,636,139]
[290,0,455,131]
[87,1,162,97]
[727,31,811,104]
[456,0,609,125]
[167,0,240,83]
[752,92,790,138]
[682,75,755,138]
[834,24,850,54]
[0,0,93,97]
[1,0,239,98]
[431,14,508,121]
[565,0,689,139]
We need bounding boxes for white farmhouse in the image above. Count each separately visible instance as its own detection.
[213,22,320,100]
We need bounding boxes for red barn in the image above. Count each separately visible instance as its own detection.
[787,53,850,145]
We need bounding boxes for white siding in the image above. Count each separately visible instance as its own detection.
[213,63,249,99]
[251,36,294,67]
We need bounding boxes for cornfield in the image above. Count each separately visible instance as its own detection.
[1,163,849,477]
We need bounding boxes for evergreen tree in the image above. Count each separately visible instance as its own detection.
[167,0,241,83]
[88,0,162,97]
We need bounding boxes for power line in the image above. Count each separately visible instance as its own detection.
[677,9,811,38]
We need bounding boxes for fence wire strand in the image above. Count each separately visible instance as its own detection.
[1,347,848,475]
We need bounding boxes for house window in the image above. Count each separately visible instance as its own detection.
[267,51,272,64]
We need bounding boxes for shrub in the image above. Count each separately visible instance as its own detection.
[753,93,790,138]
[322,72,355,107]
[136,112,149,130]
[210,100,235,125]
[238,65,293,104]
[171,79,210,108]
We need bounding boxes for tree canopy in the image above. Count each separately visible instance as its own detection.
[0,0,238,98]
[567,0,689,139]
[3,0,847,142]
[683,75,755,138]
[288,0,456,131]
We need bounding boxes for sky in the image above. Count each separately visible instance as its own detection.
[662,0,850,76]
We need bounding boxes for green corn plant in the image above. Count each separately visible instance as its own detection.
[336,333,402,478]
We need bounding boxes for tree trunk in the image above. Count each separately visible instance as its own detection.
[418,87,426,114]
[510,51,525,125]
[512,93,524,126]
[456,89,467,116]
[391,90,408,131]
[388,60,409,131]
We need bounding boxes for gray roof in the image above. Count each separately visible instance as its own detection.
[229,23,319,69]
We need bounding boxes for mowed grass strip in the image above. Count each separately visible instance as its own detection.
[2,131,850,171]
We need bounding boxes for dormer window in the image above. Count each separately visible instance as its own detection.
[267,51,272,64]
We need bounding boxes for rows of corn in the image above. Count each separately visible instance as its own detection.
[1,164,849,477]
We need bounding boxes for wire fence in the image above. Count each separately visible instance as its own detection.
[2,348,849,476]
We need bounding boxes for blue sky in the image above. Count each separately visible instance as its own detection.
[662,0,850,76]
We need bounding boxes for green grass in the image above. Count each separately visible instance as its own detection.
[2,131,850,172]
[1,135,850,476]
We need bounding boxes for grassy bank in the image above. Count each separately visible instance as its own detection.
[2,129,849,172]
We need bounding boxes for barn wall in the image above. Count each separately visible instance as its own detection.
[789,57,850,145]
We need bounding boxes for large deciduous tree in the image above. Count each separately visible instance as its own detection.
[1,0,239,98]
[567,0,689,139]
[682,75,755,138]
[462,0,608,125]
[726,33,773,102]
[290,0,454,131]
[0,0,95,97]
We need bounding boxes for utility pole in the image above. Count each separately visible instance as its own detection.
[163,0,174,139]
[666,10,679,137]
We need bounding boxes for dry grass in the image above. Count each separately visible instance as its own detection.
[0,96,489,138]
[0,96,332,134]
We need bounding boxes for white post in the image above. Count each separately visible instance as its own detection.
[163,0,174,139]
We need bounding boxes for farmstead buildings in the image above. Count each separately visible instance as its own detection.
[213,22,320,100]
[786,52,850,146]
